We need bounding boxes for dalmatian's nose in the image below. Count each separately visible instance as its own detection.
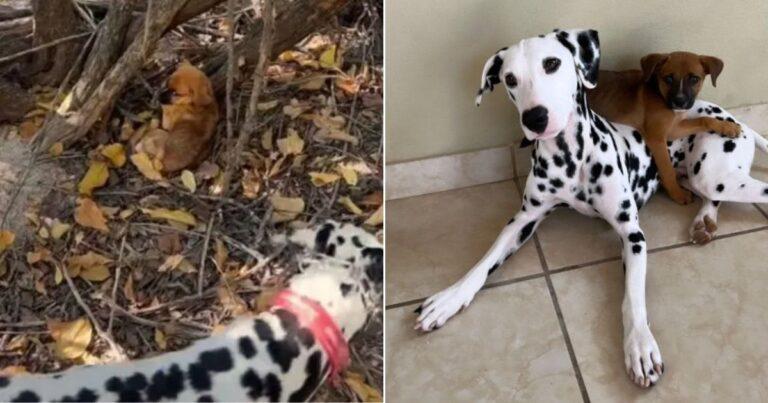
[521,106,548,133]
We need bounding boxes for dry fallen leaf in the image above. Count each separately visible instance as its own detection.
[181,170,197,193]
[338,196,363,215]
[217,285,248,315]
[141,208,197,227]
[47,317,93,361]
[242,169,261,199]
[101,143,126,168]
[78,161,109,196]
[344,371,382,402]
[336,74,361,95]
[214,239,228,270]
[261,128,274,151]
[68,252,112,282]
[277,128,305,155]
[336,164,358,186]
[0,366,28,376]
[75,198,109,233]
[309,171,340,187]
[317,128,359,145]
[282,99,311,119]
[50,219,71,240]
[360,191,383,207]
[49,142,64,157]
[257,100,279,111]
[154,328,167,350]
[123,274,136,304]
[131,152,163,181]
[270,194,305,223]
[319,44,340,69]
[364,205,383,226]
[0,230,15,253]
[158,254,195,273]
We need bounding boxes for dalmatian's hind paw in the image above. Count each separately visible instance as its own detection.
[691,215,718,245]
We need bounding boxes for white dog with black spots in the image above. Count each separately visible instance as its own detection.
[415,29,768,388]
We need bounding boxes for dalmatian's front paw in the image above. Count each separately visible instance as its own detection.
[624,325,664,388]
[691,215,718,244]
[414,279,481,332]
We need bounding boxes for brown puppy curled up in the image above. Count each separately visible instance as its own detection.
[134,62,219,174]
[587,52,741,205]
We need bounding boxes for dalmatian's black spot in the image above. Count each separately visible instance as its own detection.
[200,348,234,372]
[188,363,212,391]
[712,106,722,113]
[537,183,546,192]
[0,378,8,388]
[297,327,315,348]
[255,319,274,341]
[723,140,736,153]
[239,336,257,359]
[488,262,500,275]
[507,217,515,225]
[590,128,600,145]
[617,212,630,222]
[701,152,707,160]
[351,236,364,248]
[716,184,724,192]
[589,163,603,183]
[519,221,537,244]
[594,185,602,195]
[12,391,40,402]
[628,232,645,243]
[288,351,323,402]
[713,201,721,207]
[483,55,504,91]
[538,157,549,170]
[600,142,608,152]
[60,388,98,402]
[146,364,184,401]
[550,178,564,188]
[264,373,282,402]
[621,200,631,209]
[533,166,548,178]
[632,244,642,254]
[198,395,214,402]
[340,283,353,297]
[631,131,642,144]
[314,223,334,253]
[693,161,701,175]
[241,369,263,400]
[530,197,541,207]
[268,312,301,373]
[603,165,614,177]
[576,191,586,202]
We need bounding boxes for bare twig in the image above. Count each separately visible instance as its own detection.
[0,31,91,64]
[59,262,127,361]
[216,0,275,195]
[108,233,128,334]
[197,214,216,295]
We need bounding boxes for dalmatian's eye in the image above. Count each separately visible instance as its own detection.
[542,57,561,74]
[688,75,700,84]
[504,73,518,88]
[664,75,674,84]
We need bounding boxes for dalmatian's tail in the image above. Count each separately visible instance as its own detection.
[749,126,768,154]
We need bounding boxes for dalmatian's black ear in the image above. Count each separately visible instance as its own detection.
[476,47,508,106]
[553,29,600,89]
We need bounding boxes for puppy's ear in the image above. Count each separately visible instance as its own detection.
[640,53,669,83]
[699,55,724,87]
[553,29,600,89]
[476,47,508,106]
[192,79,215,106]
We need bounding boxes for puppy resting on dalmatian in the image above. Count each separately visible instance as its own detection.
[415,29,768,388]
[0,222,382,402]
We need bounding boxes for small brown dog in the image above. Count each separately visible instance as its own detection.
[588,52,741,204]
[135,62,219,173]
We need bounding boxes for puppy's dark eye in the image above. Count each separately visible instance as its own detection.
[504,73,518,88]
[543,57,561,74]
[689,75,700,84]
[664,75,674,84]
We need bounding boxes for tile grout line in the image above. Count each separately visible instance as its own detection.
[533,234,591,403]
[753,203,768,221]
[385,224,768,310]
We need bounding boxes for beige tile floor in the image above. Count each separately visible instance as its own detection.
[386,177,768,402]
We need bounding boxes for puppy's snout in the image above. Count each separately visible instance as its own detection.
[521,106,549,133]
[670,95,688,109]
[159,88,173,104]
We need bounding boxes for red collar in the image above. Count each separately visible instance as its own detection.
[270,289,350,385]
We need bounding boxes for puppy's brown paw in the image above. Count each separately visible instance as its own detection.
[717,121,741,137]
[669,188,693,205]
[691,215,717,245]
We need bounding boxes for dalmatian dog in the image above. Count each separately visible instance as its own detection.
[414,29,768,388]
[0,221,382,402]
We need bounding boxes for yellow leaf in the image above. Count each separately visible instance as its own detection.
[180,170,196,193]
[317,128,359,145]
[74,198,109,233]
[364,205,383,226]
[277,129,305,155]
[338,196,363,215]
[141,208,197,226]
[319,45,339,69]
[269,194,305,223]
[309,172,340,187]
[79,265,111,282]
[47,318,93,360]
[242,170,261,199]
[217,285,247,315]
[101,143,126,168]
[50,220,71,240]
[257,100,280,111]
[336,74,361,95]
[26,246,51,264]
[78,161,109,196]
[0,366,28,376]
[336,164,358,186]
[282,99,310,119]
[344,371,382,402]
[158,254,185,272]
[154,328,167,350]
[0,230,15,253]
[299,75,326,91]
[130,152,163,181]
[49,142,64,157]
[214,239,228,270]
[261,128,273,151]
[68,251,112,282]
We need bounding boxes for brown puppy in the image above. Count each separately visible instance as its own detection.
[587,52,741,204]
[135,62,219,173]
